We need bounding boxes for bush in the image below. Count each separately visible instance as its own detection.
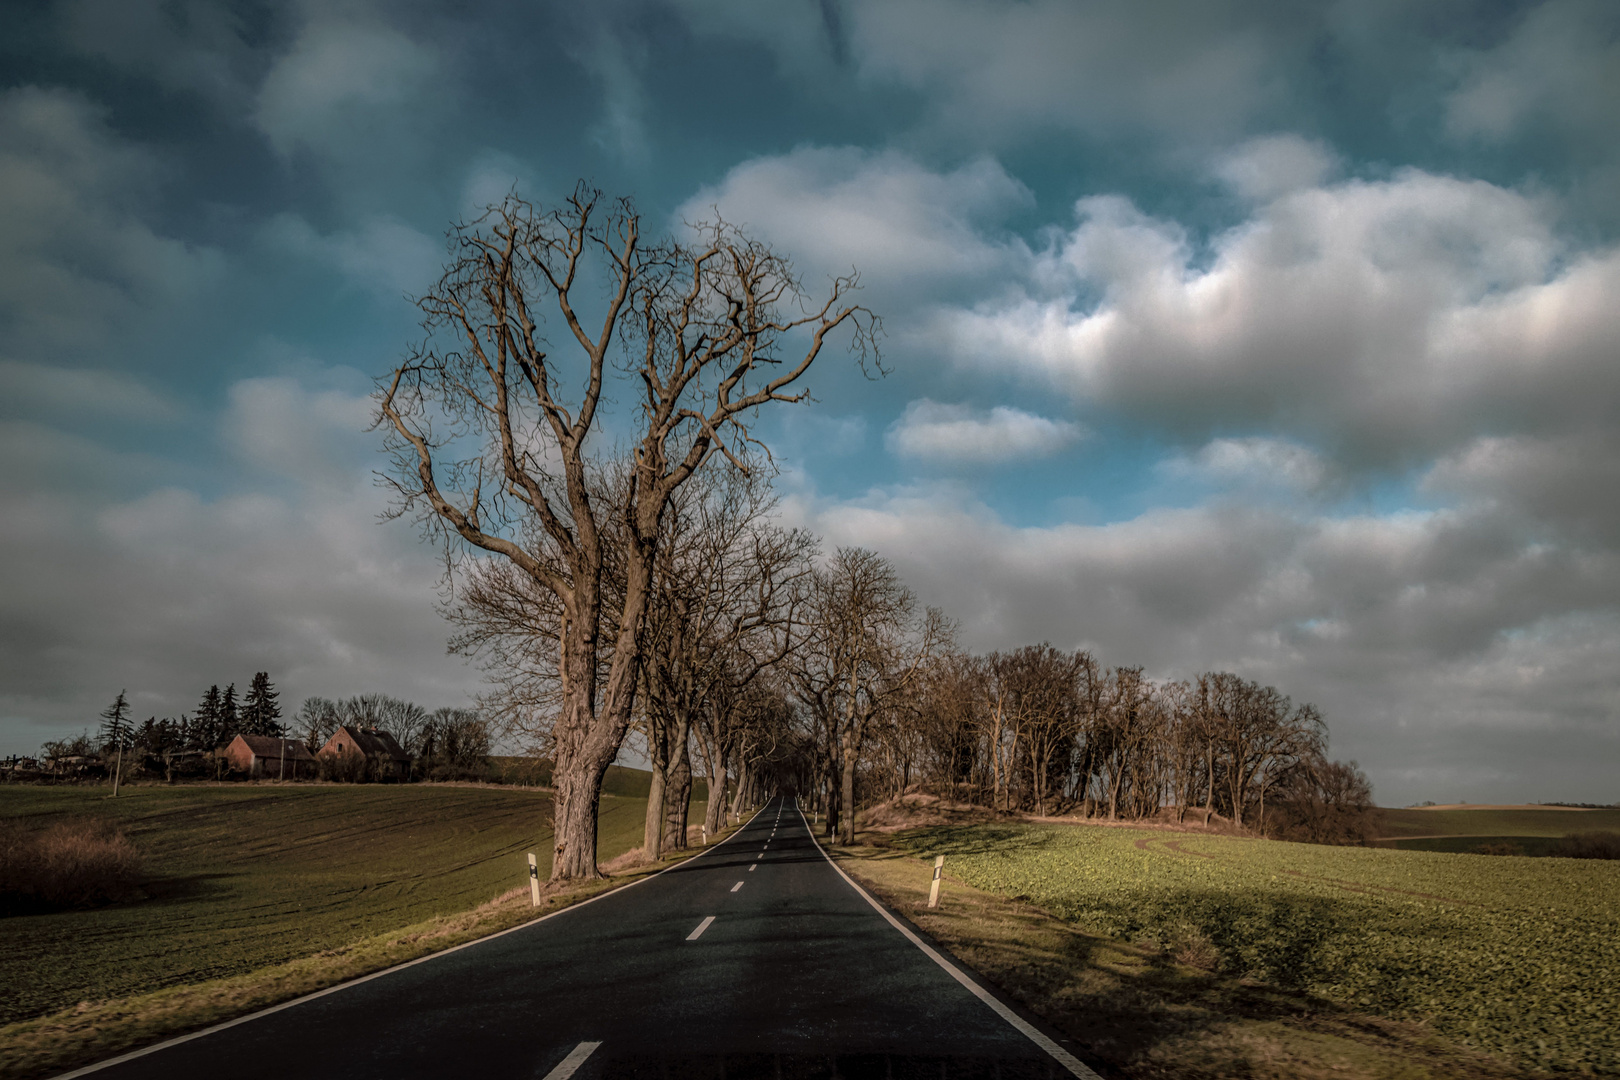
[1552,831,1620,859]
[0,818,143,914]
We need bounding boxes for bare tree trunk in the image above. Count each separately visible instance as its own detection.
[643,760,666,860]
[664,750,692,850]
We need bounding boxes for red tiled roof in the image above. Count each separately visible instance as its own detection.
[321,726,410,763]
[231,734,316,762]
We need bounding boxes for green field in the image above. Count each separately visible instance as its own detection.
[895,823,1620,1072]
[0,782,690,1026]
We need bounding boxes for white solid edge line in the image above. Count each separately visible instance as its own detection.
[796,805,1102,1080]
[50,806,767,1080]
[541,1040,602,1080]
[686,915,717,940]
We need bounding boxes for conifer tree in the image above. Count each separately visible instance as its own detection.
[97,691,134,752]
[99,691,135,795]
[219,683,239,743]
[191,685,224,750]
[241,672,283,737]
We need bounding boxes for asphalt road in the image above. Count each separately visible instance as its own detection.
[68,797,1100,1080]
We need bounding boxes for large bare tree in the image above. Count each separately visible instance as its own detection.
[378,187,876,880]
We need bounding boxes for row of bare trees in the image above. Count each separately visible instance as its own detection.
[380,183,1367,883]
[846,654,1373,842]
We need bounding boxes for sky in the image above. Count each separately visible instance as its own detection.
[2,0,1617,807]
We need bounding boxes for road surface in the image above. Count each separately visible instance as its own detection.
[66,797,1101,1080]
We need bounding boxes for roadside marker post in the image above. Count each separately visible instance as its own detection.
[928,855,944,909]
[527,853,541,907]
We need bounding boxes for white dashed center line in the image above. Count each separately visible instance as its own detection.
[541,1041,602,1080]
[749,863,757,871]
[731,881,744,892]
[686,916,716,941]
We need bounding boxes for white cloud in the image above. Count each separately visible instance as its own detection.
[1214,133,1338,202]
[254,8,437,159]
[938,167,1600,473]
[223,377,377,485]
[264,213,441,298]
[576,26,647,161]
[1161,436,1327,491]
[886,399,1083,463]
[676,147,1031,294]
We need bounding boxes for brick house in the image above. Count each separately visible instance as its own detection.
[224,734,317,779]
[317,725,412,779]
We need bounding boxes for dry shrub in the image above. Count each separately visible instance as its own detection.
[1475,842,1523,856]
[0,818,143,914]
[1551,831,1620,859]
[598,847,651,874]
[1166,922,1221,971]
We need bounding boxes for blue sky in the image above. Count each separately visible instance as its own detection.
[3,0,1618,805]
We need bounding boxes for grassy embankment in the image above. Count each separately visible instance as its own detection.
[834,813,1618,1080]
[1374,805,1620,856]
[0,775,708,1079]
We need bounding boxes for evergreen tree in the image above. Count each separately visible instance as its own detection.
[97,691,134,753]
[219,683,240,743]
[191,686,224,750]
[240,672,283,737]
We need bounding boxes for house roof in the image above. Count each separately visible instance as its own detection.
[231,734,317,762]
[323,725,411,763]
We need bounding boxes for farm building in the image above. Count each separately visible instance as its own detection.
[318,725,411,779]
[224,734,317,779]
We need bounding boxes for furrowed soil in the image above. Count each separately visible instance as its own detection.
[835,815,1618,1079]
[0,782,697,1027]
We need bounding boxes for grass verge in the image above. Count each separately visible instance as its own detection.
[831,835,1553,1080]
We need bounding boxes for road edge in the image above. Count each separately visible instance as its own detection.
[794,802,1107,1079]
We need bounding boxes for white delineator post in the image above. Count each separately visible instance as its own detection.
[928,855,945,909]
[527,852,541,907]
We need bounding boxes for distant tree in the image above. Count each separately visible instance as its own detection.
[40,731,94,770]
[297,697,341,753]
[419,707,492,772]
[219,683,240,743]
[189,686,225,750]
[1266,757,1377,845]
[240,672,284,737]
[98,691,135,795]
[97,691,134,753]
[334,694,428,754]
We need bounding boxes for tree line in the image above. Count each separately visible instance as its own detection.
[37,678,489,784]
